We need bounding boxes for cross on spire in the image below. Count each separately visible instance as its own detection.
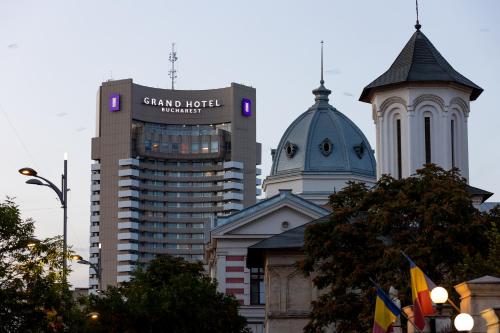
[415,0,422,30]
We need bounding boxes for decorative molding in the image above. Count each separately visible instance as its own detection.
[412,94,445,111]
[379,96,407,113]
[449,97,470,116]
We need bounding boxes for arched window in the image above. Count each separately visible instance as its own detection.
[424,116,431,164]
[396,118,402,179]
[451,118,455,168]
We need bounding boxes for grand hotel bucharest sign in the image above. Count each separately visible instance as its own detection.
[142,96,223,114]
[109,93,251,117]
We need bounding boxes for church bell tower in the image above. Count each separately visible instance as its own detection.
[359,22,483,181]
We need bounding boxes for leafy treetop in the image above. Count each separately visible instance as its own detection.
[300,165,499,332]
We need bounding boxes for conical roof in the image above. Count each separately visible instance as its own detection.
[359,29,483,102]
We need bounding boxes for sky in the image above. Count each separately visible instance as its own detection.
[1,0,499,288]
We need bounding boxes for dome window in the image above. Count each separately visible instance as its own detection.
[353,142,366,159]
[284,141,298,158]
[319,138,333,156]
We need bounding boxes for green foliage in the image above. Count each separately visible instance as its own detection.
[0,198,84,332]
[85,255,249,333]
[459,206,500,277]
[300,165,499,332]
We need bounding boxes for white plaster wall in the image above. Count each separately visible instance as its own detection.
[372,85,471,180]
[229,207,317,235]
[263,176,304,198]
[212,206,323,304]
[264,173,376,201]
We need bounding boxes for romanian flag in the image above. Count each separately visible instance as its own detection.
[373,287,401,333]
[405,254,436,330]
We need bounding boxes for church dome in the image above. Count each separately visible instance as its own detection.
[270,82,376,178]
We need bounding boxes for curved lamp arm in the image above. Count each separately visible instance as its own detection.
[34,175,64,205]
[78,260,101,279]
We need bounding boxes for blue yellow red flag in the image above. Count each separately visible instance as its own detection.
[373,287,402,333]
[402,252,435,330]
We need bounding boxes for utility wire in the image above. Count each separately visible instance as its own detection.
[0,103,39,169]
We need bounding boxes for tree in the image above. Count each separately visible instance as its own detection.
[0,198,84,332]
[85,255,249,333]
[300,165,499,332]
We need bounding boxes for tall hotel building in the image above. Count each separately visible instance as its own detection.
[89,79,261,291]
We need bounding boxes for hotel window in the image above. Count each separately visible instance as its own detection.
[424,116,431,164]
[250,268,265,305]
[451,119,455,168]
[396,119,402,179]
[211,140,219,153]
[161,143,170,152]
[145,140,152,152]
[201,141,209,153]
[191,142,199,153]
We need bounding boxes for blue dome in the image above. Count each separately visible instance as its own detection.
[270,83,376,178]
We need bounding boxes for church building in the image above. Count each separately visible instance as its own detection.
[208,14,496,333]
[207,43,377,332]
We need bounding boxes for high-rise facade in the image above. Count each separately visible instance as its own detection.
[89,79,261,291]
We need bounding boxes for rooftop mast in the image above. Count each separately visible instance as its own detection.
[320,40,324,85]
[168,43,178,90]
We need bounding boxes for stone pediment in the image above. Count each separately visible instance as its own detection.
[212,190,329,238]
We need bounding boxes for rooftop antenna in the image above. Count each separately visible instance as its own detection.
[168,43,178,90]
[415,0,421,30]
[320,40,324,85]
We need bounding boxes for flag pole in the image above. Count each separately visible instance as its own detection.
[369,278,424,333]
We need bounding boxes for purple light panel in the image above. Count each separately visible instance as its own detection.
[241,98,251,117]
[109,94,120,112]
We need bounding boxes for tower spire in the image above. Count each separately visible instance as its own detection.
[168,43,178,90]
[415,0,421,30]
[320,40,324,84]
[312,40,331,102]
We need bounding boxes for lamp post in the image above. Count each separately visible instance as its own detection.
[19,155,68,281]
[430,286,449,332]
[72,254,101,291]
[430,286,474,332]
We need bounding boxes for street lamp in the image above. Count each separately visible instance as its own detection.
[72,254,101,291]
[430,286,449,305]
[454,313,474,332]
[19,155,68,281]
[428,286,450,333]
[88,312,99,320]
[26,237,40,250]
[430,286,474,332]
